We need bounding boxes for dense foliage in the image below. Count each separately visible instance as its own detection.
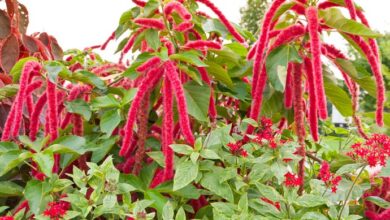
[0,0,389,219]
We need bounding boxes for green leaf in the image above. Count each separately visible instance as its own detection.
[173,160,198,191]
[64,99,91,120]
[0,142,19,153]
[100,109,121,136]
[103,193,116,209]
[0,150,32,177]
[145,29,161,51]
[73,71,106,90]
[147,151,166,167]
[162,201,174,220]
[0,84,18,100]
[46,136,87,154]
[170,51,207,67]
[33,152,54,178]
[336,163,365,175]
[301,212,329,220]
[366,196,390,209]
[144,0,159,17]
[175,207,186,220]
[202,19,229,38]
[10,57,39,82]
[183,81,211,122]
[144,190,167,217]
[24,180,52,214]
[91,94,121,109]
[200,149,220,160]
[170,144,193,155]
[0,181,23,197]
[255,183,283,202]
[364,112,390,128]
[295,194,327,207]
[379,159,390,177]
[204,61,233,88]
[200,172,234,202]
[238,193,248,213]
[121,88,138,106]
[266,45,302,91]
[44,61,71,83]
[319,8,381,38]
[91,138,118,163]
[323,74,353,117]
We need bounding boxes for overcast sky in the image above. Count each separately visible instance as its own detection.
[15,0,390,60]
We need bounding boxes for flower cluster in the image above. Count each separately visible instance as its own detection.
[226,142,248,157]
[253,117,278,149]
[43,201,70,220]
[318,162,342,193]
[347,134,390,167]
[0,217,13,220]
[284,172,303,187]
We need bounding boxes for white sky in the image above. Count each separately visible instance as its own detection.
[14,0,390,61]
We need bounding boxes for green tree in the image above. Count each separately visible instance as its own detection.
[240,0,269,35]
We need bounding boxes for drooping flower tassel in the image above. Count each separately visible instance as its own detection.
[306,6,328,120]
[198,67,217,121]
[183,40,222,51]
[29,93,47,141]
[345,0,357,20]
[162,79,174,181]
[284,63,294,109]
[120,68,163,156]
[164,1,192,20]
[134,18,165,30]
[303,57,319,142]
[195,0,246,45]
[268,24,306,51]
[46,80,59,142]
[164,61,195,145]
[136,57,162,72]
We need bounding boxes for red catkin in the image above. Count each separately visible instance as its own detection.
[46,79,59,142]
[198,67,217,121]
[29,93,47,141]
[164,1,192,20]
[247,43,257,60]
[349,35,385,126]
[183,40,222,51]
[132,0,146,7]
[162,79,174,181]
[284,63,294,109]
[91,63,126,75]
[164,61,195,145]
[306,6,328,120]
[173,21,194,32]
[252,0,286,97]
[26,80,44,116]
[7,62,41,139]
[195,0,246,45]
[101,31,115,50]
[356,10,380,60]
[120,68,163,156]
[136,57,161,72]
[318,1,339,10]
[134,18,165,30]
[345,0,357,20]
[304,57,319,142]
[120,28,146,63]
[269,24,306,51]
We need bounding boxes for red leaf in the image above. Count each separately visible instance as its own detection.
[0,10,11,39]
[18,3,29,34]
[22,34,39,53]
[0,34,20,74]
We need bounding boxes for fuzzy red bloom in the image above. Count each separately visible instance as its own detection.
[136,57,161,72]
[29,93,47,141]
[101,31,115,50]
[356,10,380,59]
[318,1,339,10]
[43,201,70,219]
[304,57,319,142]
[134,18,165,30]
[246,43,257,60]
[292,63,305,144]
[269,24,306,51]
[0,217,14,220]
[349,35,384,126]
[162,79,174,181]
[306,7,328,120]
[261,197,281,211]
[183,40,222,51]
[284,172,302,187]
[46,79,59,142]
[120,28,146,63]
[195,0,246,44]
[198,67,217,121]
[164,61,195,145]
[164,1,192,20]
[120,68,163,156]
[345,0,357,20]
[132,0,146,7]
[284,63,294,109]
[347,134,390,167]
[173,21,194,32]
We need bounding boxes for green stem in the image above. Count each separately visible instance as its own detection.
[337,166,366,220]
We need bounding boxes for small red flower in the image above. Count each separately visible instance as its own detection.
[240,150,248,158]
[43,201,70,220]
[318,162,342,193]
[227,142,248,157]
[283,158,293,163]
[284,172,302,187]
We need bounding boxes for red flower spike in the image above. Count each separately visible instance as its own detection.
[304,57,319,142]
[318,1,339,10]
[356,10,380,63]
[29,93,47,141]
[195,0,246,45]
[349,35,385,126]
[292,63,305,144]
[183,40,222,51]
[46,79,59,142]
[101,31,115,50]
[164,1,192,20]
[284,63,294,109]
[164,61,195,145]
[198,67,217,121]
[120,28,146,63]
[120,68,163,156]
[247,43,257,60]
[136,57,161,72]
[269,24,306,51]
[306,7,328,120]
[0,217,13,220]
[162,79,174,181]
[134,18,165,30]
[173,21,194,32]
[345,0,357,20]
[251,0,286,96]
[132,0,146,7]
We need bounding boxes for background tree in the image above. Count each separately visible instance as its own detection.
[240,0,269,35]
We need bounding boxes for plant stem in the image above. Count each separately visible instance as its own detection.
[337,166,366,220]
